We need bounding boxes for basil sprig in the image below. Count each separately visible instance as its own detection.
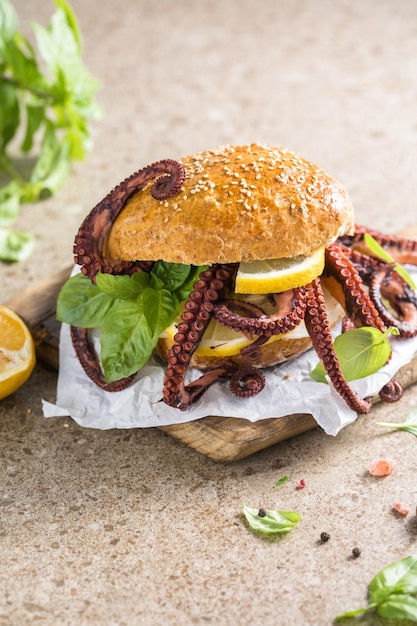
[56,263,207,382]
[377,406,417,437]
[0,0,102,261]
[310,326,399,384]
[335,555,417,621]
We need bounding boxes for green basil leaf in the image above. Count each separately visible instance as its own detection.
[150,261,191,292]
[369,555,417,604]
[274,475,289,488]
[377,594,417,621]
[0,228,34,261]
[96,271,150,300]
[333,604,376,621]
[0,180,21,227]
[56,273,113,328]
[0,81,20,150]
[100,301,153,382]
[32,10,77,79]
[21,104,45,153]
[54,0,82,52]
[1,36,47,100]
[28,122,71,195]
[142,287,179,342]
[310,327,393,384]
[57,273,182,382]
[0,0,18,43]
[364,233,416,290]
[242,504,300,535]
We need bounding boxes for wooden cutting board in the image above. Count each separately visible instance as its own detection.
[7,226,417,462]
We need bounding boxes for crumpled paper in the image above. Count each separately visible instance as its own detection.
[43,268,417,436]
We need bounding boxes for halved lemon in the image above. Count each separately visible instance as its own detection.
[0,305,36,400]
[235,246,325,294]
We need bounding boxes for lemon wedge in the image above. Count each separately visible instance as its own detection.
[0,305,36,400]
[235,246,325,294]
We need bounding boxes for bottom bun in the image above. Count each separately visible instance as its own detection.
[156,286,343,371]
[156,332,314,370]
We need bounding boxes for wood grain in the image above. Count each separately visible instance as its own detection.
[6,225,417,462]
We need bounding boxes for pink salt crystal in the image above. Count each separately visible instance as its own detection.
[393,502,410,516]
[368,459,395,476]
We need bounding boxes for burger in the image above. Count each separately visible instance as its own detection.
[58,143,394,414]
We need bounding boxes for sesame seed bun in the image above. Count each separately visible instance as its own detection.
[105,143,354,265]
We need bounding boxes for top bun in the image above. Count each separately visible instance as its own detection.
[106,143,354,266]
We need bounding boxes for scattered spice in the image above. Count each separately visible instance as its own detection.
[392,502,410,516]
[368,458,395,476]
[258,508,267,517]
[352,547,361,558]
[407,510,417,534]
[296,479,306,490]
[320,532,330,542]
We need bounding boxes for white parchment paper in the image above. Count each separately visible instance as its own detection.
[43,268,417,436]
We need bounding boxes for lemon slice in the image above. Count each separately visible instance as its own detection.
[160,287,342,359]
[235,246,325,294]
[162,316,257,357]
[0,305,36,400]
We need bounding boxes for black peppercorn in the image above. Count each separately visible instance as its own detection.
[258,508,267,517]
[352,547,361,558]
[320,532,330,542]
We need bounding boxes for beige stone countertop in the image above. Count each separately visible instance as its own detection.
[2,1,417,624]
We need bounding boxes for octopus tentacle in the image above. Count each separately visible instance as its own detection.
[325,243,387,332]
[240,335,271,361]
[213,289,307,337]
[379,379,404,403]
[341,317,356,333]
[342,224,417,265]
[162,264,238,410]
[229,367,266,398]
[338,244,388,285]
[333,244,417,337]
[70,326,136,391]
[304,278,372,414]
[74,159,186,282]
[177,368,229,405]
[369,268,417,338]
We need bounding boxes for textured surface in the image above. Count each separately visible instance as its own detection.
[2,1,417,624]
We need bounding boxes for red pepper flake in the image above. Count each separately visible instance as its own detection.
[368,459,395,477]
[296,479,306,490]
